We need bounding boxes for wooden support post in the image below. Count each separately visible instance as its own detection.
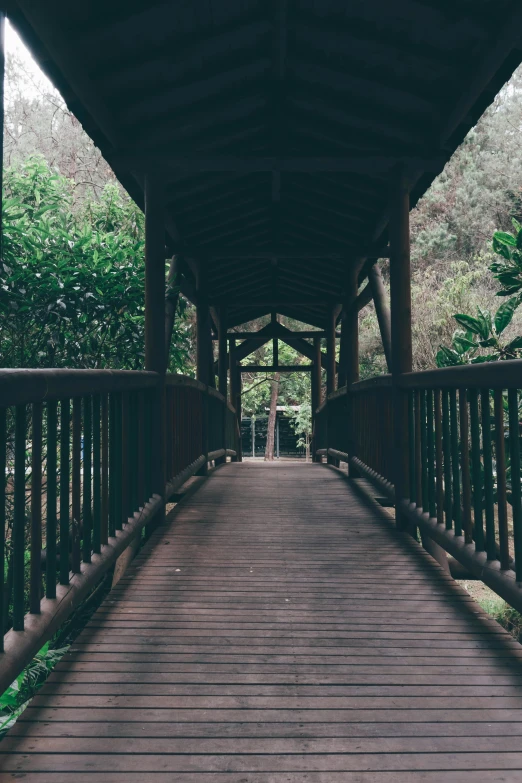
[196,300,211,386]
[218,307,228,398]
[216,308,227,464]
[326,308,337,465]
[195,273,211,474]
[271,311,278,368]
[389,174,447,565]
[339,267,359,389]
[311,336,322,462]
[389,174,411,531]
[235,363,243,461]
[326,307,337,397]
[369,263,392,372]
[144,173,166,526]
[229,338,237,408]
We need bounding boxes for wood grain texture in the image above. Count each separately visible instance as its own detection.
[2,462,522,781]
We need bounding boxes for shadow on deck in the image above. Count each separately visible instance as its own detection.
[2,461,522,781]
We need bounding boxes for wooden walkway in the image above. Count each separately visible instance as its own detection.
[2,462,522,781]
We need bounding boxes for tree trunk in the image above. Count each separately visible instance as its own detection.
[264,373,280,461]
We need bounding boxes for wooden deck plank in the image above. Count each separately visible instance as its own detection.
[2,462,522,781]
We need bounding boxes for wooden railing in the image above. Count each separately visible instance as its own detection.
[0,369,238,692]
[314,361,522,612]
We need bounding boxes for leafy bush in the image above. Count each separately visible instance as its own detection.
[0,155,189,371]
[436,221,522,367]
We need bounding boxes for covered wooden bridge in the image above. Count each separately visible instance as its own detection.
[2,1,522,779]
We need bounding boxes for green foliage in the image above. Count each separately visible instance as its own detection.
[0,641,68,734]
[490,220,522,297]
[289,401,312,454]
[0,155,189,371]
[436,222,522,367]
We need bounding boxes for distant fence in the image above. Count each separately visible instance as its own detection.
[241,414,305,458]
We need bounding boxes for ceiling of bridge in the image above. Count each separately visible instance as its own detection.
[10,0,522,328]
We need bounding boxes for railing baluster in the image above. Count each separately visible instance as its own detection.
[46,401,57,599]
[449,389,462,537]
[145,389,152,501]
[420,390,428,514]
[83,395,92,563]
[442,390,452,531]
[71,397,82,573]
[469,388,484,552]
[13,404,26,630]
[137,390,145,506]
[494,389,510,571]
[108,392,116,538]
[101,392,109,546]
[459,389,473,544]
[426,389,436,519]
[434,390,444,524]
[92,394,101,555]
[0,407,5,648]
[408,391,416,505]
[114,392,123,530]
[59,399,70,585]
[121,391,129,526]
[30,402,43,614]
[414,389,422,507]
[508,388,522,580]
[481,388,496,560]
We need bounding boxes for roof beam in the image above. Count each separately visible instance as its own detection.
[241,365,312,372]
[186,245,389,259]
[113,153,447,175]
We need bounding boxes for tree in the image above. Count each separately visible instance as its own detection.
[264,373,280,461]
[0,156,189,371]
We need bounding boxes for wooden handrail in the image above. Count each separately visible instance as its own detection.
[398,360,522,389]
[0,368,158,406]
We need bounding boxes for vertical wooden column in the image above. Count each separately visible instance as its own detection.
[195,279,210,474]
[229,338,237,408]
[326,307,337,396]
[311,336,322,462]
[389,173,413,531]
[144,173,166,520]
[235,363,243,462]
[217,309,228,463]
[338,314,347,390]
[218,308,228,398]
[343,266,359,388]
[196,301,210,386]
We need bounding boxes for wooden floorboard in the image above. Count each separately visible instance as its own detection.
[2,462,522,781]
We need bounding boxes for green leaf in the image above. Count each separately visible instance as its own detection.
[436,345,464,367]
[479,337,497,347]
[452,333,476,353]
[494,231,517,246]
[454,314,484,335]
[506,336,522,350]
[493,236,512,260]
[495,296,520,335]
[470,354,497,363]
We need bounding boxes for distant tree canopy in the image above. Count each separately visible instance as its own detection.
[0,156,190,370]
[359,66,522,375]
